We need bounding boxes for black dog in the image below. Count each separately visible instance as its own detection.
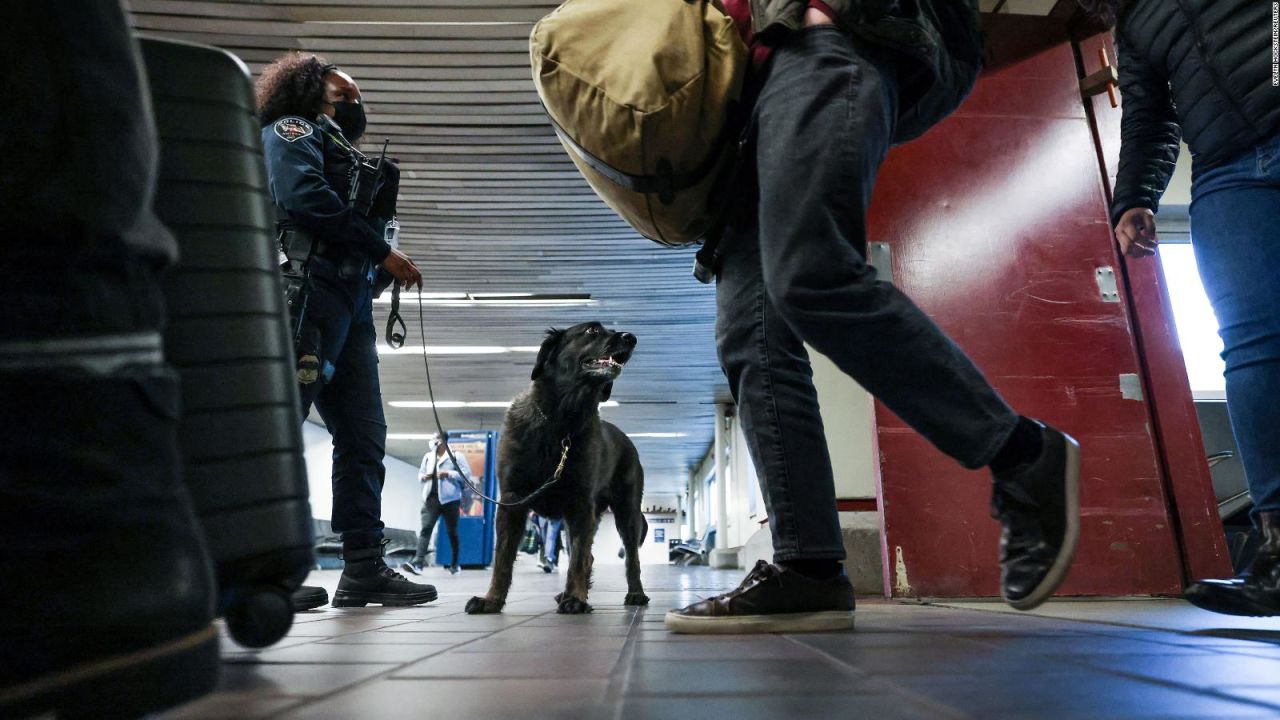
[465,322,649,614]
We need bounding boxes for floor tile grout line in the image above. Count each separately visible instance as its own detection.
[916,604,1280,712]
[778,634,973,720]
[259,610,554,719]
[887,604,1280,714]
[1079,665,1280,714]
[955,632,1280,712]
[606,608,647,719]
[926,600,1280,648]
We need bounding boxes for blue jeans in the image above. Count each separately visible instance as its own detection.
[715,27,1019,562]
[296,254,388,550]
[539,516,563,564]
[1189,133,1280,519]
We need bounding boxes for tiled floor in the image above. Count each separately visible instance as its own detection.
[165,558,1280,719]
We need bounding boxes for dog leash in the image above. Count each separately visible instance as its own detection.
[411,287,572,507]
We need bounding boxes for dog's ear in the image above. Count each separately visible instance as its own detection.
[531,328,564,381]
[599,381,614,403]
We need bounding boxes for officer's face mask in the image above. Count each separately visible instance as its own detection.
[332,100,367,142]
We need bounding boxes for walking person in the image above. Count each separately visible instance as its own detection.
[666,0,1083,633]
[1080,0,1280,616]
[404,436,473,575]
[538,515,565,573]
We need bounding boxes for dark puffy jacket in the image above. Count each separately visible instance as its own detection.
[750,0,983,142]
[1111,0,1280,226]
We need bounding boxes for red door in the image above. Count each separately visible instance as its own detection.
[870,15,1199,598]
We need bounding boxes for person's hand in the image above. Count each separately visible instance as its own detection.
[380,247,422,289]
[804,7,835,26]
[1114,207,1158,259]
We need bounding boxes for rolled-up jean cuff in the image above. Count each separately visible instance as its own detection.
[773,548,848,563]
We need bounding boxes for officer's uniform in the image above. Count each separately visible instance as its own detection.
[261,113,397,553]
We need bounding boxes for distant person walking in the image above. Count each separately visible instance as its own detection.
[404,436,472,575]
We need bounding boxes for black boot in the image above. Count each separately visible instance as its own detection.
[332,542,438,607]
[1185,512,1280,617]
[292,585,330,611]
[0,369,220,718]
[990,419,1082,610]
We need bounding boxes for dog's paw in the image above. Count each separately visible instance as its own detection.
[465,596,504,614]
[556,595,593,614]
[624,591,650,606]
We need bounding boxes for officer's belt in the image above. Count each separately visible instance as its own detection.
[279,224,331,265]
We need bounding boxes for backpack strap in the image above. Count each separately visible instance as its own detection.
[542,105,731,206]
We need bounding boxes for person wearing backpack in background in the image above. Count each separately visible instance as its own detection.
[665,0,1084,633]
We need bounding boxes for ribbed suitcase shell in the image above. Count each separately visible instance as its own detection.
[141,36,314,647]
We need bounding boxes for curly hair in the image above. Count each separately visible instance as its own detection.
[1076,0,1134,29]
[255,53,331,127]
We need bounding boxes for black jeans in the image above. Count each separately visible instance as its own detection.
[296,255,387,551]
[716,26,1019,562]
[413,494,461,565]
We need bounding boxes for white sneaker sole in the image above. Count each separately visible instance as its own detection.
[664,610,855,635]
[1005,432,1082,611]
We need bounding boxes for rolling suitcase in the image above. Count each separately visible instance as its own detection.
[140,36,315,648]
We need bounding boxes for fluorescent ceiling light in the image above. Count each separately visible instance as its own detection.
[377,345,539,356]
[626,433,690,439]
[390,400,619,408]
[374,291,593,307]
[391,400,467,409]
[386,432,496,441]
[387,433,444,440]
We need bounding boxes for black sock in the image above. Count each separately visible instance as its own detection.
[781,559,842,580]
[990,417,1044,474]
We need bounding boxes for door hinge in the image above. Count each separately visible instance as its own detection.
[1080,47,1119,108]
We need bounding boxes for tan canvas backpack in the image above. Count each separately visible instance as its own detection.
[530,0,748,248]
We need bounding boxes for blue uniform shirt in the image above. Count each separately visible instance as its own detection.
[261,115,392,262]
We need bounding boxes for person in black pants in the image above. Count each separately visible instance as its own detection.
[404,437,473,575]
[666,2,1083,634]
[257,54,436,608]
[0,2,218,715]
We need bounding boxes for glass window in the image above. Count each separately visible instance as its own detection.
[704,471,716,530]
[1158,244,1225,400]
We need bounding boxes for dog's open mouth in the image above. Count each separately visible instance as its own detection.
[582,355,627,375]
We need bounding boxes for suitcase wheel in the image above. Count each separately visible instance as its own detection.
[223,585,294,649]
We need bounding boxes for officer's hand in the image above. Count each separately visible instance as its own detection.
[380,248,423,290]
[1115,208,1158,259]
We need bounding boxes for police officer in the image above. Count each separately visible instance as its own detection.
[256,53,434,608]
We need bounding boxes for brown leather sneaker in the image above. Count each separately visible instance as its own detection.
[664,560,856,634]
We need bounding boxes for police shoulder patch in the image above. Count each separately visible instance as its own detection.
[274,117,314,143]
